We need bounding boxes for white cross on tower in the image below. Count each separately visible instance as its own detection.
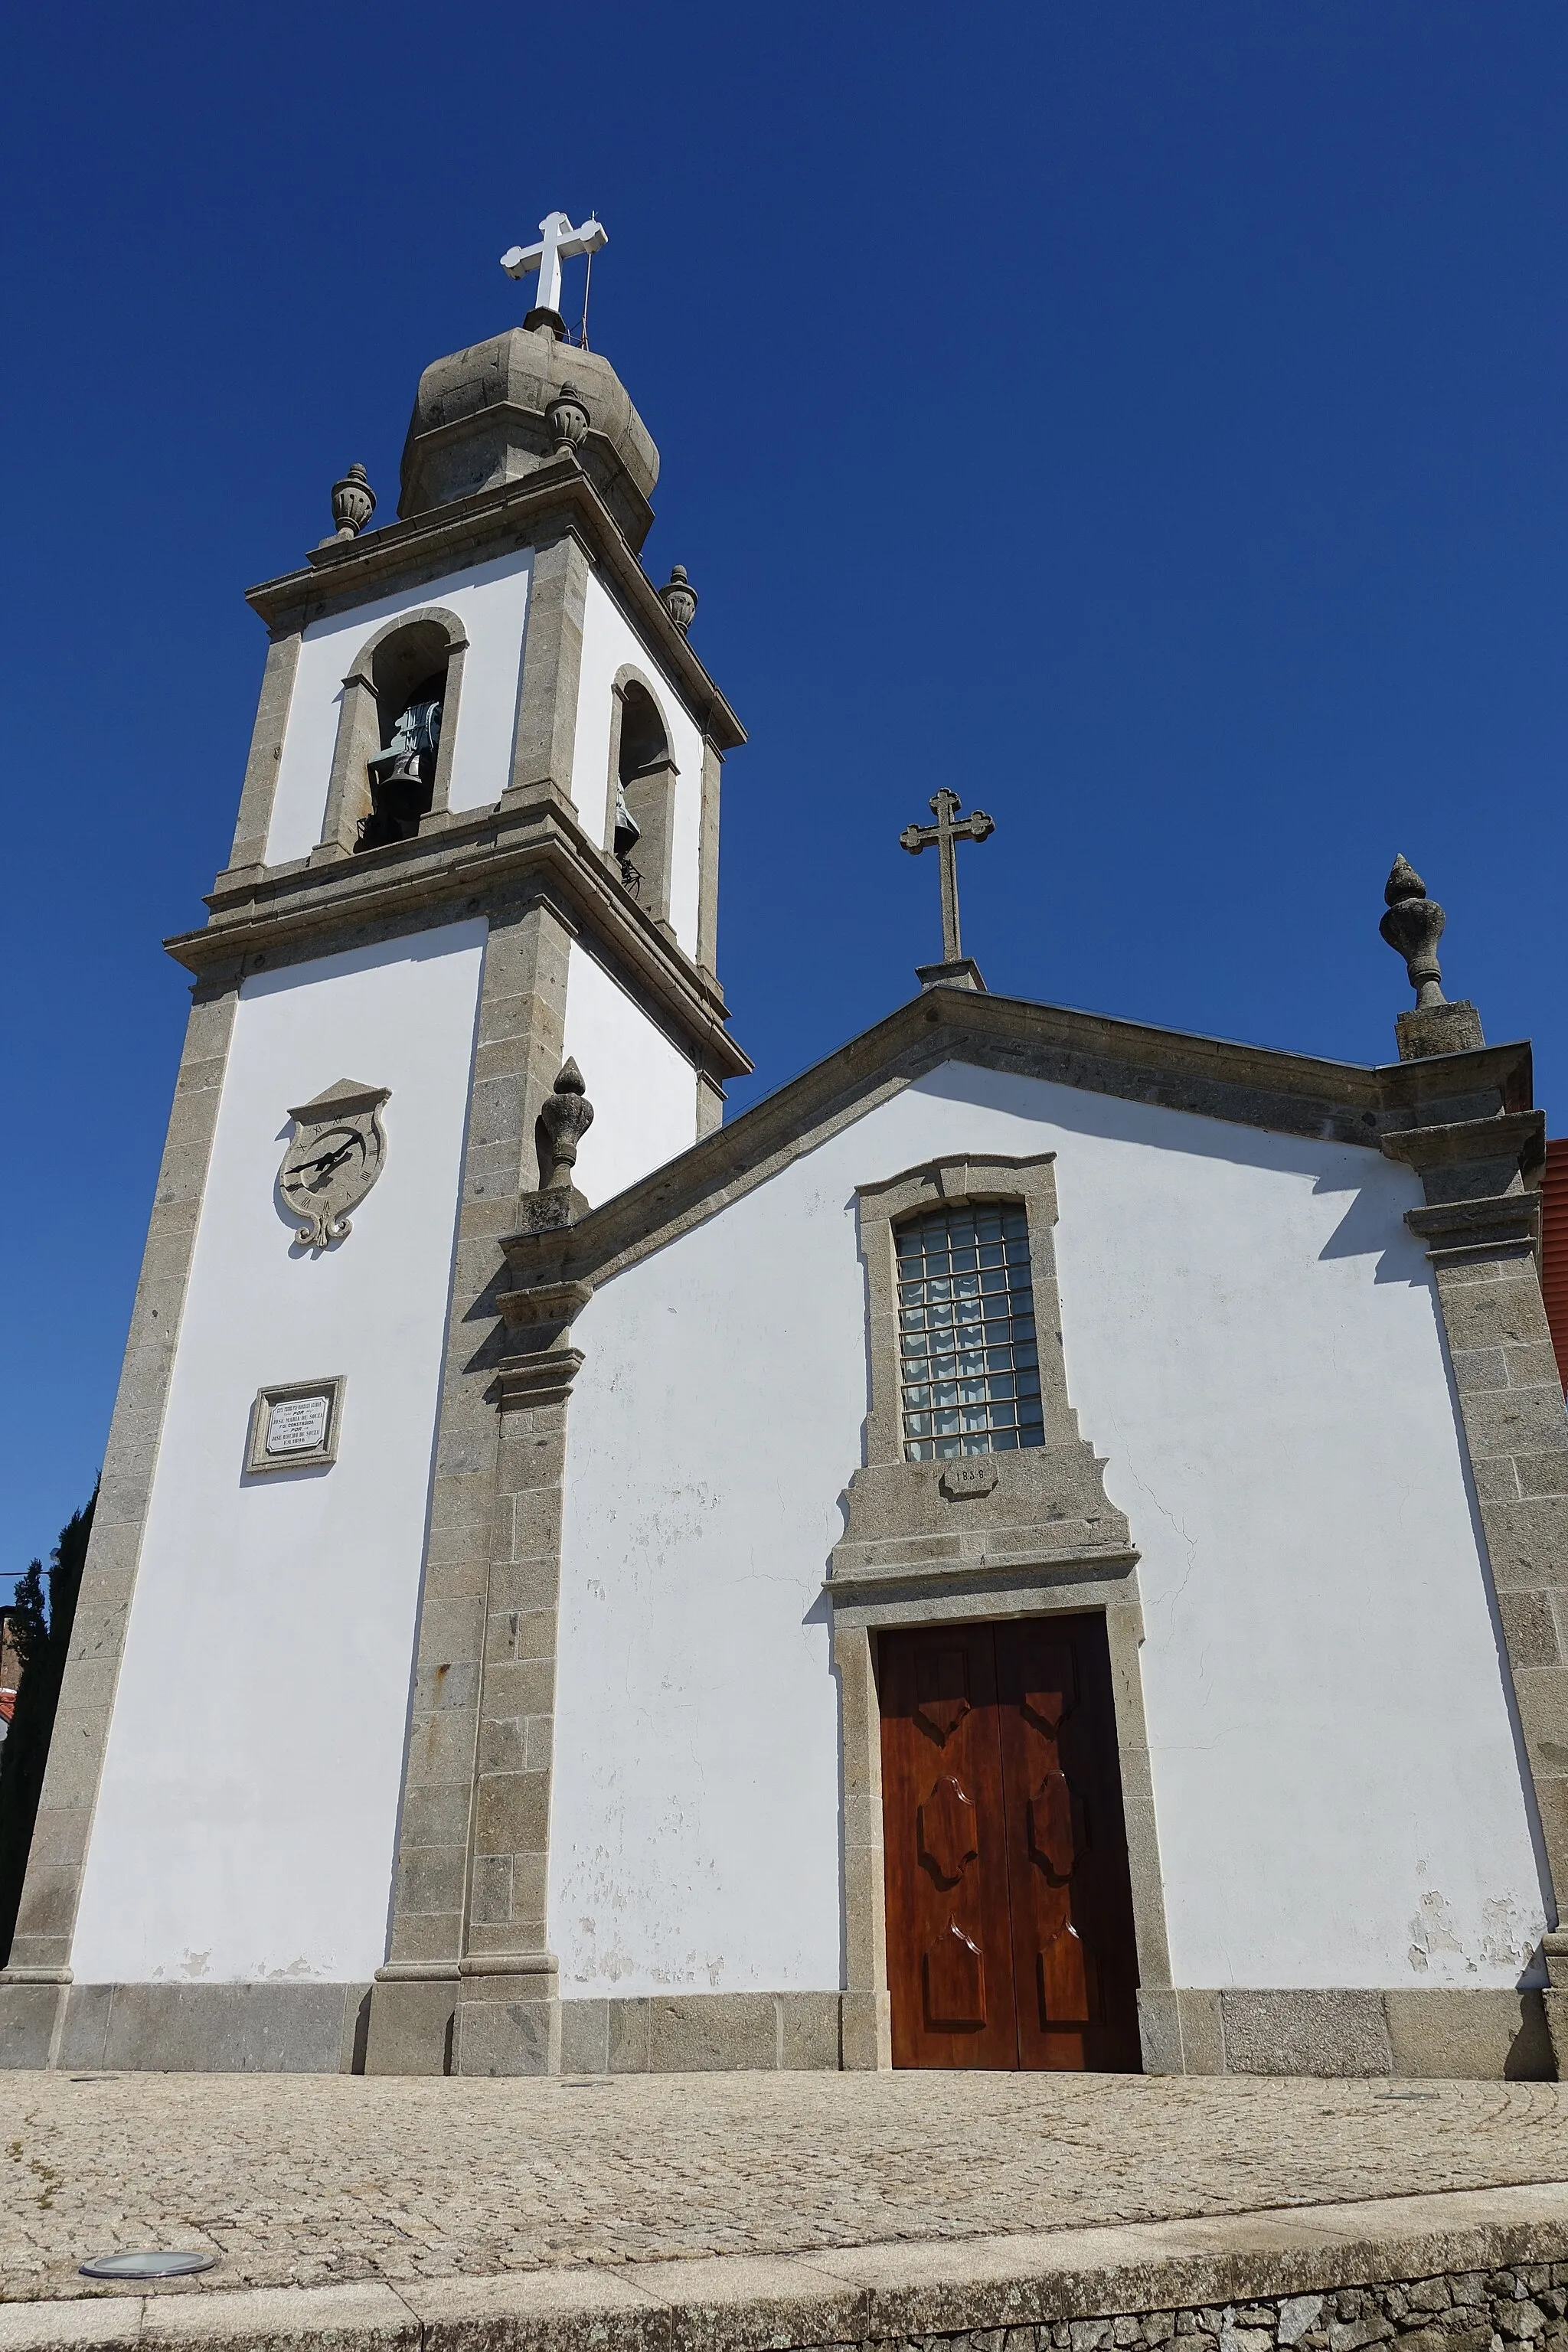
[500,211,608,320]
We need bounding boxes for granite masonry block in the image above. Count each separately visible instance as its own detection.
[1383,1988,1554,2080]
[0,1981,64,2069]
[1475,1459,1525,1503]
[1475,1498,1568,1586]
[1519,1457,1568,1500]
[479,1659,556,1720]
[384,1908,463,1967]
[1497,1592,1565,1671]
[560,1998,610,2076]
[606,1998,652,2074]
[405,1706,482,1786]
[466,1855,514,1925]
[413,1658,482,1717]
[1464,1388,1568,1461]
[396,1842,469,1920]
[474,1769,550,1857]
[1135,1988,1184,2076]
[779,1992,843,2070]
[96,1982,368,2073]
[478,1717,528,1775]
[1175,1989,1227,2076]
[397,1780,475,1853]
[1219,1988,1394,2076]
[647,1993,779,2073]
[1514,1669,1568,1767]
[1441,1282,1555,1352]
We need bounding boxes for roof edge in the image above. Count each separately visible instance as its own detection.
[504,985,1534,1291]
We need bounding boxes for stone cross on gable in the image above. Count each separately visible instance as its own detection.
[900,789,995,975]
[501,211,608,322]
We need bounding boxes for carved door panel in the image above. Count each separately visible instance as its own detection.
[879,1625,1019,2068]
[879,1615,1143,2071]
[995,1613,1143,2072]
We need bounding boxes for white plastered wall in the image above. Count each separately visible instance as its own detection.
[560,942,697,1205]
[71,921,486,1984]
[570,570,703,957]
[550,1062,1547,1998]
[264,550,533,866]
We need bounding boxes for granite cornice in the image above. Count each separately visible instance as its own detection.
[165,795,751,1082]
[407,408,656,550]
[1373,1040,1534,1129]
[497,984,1465,1300]
[244,461,744,753]
[1405,1191,1541,1260]
[1379,1109,1546,1185]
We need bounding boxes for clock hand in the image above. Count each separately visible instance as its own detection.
[286,1139,358,1184]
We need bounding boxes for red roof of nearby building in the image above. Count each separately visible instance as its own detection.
[1542,1140,1568,1393]
[0,1689,15,1725]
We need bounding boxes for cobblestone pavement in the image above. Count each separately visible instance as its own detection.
[1,2072,1565,2304]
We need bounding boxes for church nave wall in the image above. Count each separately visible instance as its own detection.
[548,1063,1547,2021]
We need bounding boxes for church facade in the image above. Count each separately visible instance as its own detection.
[3,272,1566,2081]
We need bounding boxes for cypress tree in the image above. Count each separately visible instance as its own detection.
[0,1488,97,1966]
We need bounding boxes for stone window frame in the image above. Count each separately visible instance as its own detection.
[831,1150,1174,2070]
[317,606,471,858]
[860,1154,1076,1466]
[604,663,680,931]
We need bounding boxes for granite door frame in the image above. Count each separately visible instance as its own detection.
[828,1148,1174,2071]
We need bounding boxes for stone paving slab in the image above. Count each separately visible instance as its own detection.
[0,2073,1565,2307]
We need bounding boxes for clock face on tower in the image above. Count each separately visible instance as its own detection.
[278,1079,391,1250]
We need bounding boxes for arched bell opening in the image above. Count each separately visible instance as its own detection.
[606,674,678,924]
[356,620,452,853]
[318,609,469,860]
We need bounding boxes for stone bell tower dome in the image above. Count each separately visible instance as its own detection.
[400,329,660,551]
[0,240,751,2079]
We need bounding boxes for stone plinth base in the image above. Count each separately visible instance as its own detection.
[454,1953,561,2076]
[2,1979,1555,2078]
[364,1966,458,2077]
[1135,1984,1553,2080]
[0,1971,68,2069]
[1396,999,1485,1059]
[0,1976,368,2073]
[916,957,986,992]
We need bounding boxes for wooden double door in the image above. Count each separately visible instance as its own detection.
[879,1615,1142,2071]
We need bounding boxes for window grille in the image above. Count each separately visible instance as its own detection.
[895,1204,1044,1459]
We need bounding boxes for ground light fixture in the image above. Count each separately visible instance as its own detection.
[79,2252,217,2281]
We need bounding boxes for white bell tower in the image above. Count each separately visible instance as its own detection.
[0,240,749,2076]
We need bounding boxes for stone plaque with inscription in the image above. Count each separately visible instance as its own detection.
[246,1377,345,1475]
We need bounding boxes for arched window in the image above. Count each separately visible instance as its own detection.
[318,609,468,858]
[606,674,678,923]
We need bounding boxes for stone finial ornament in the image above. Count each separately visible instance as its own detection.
[546,382,590,456]
[330,462,376,540]
[1378,854,1485,1060]
[1379,854,1447,1008]
[658,566,698,635]
[538,1058,594,1191]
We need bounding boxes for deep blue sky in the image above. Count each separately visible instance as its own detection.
[4,2,1566,1592]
